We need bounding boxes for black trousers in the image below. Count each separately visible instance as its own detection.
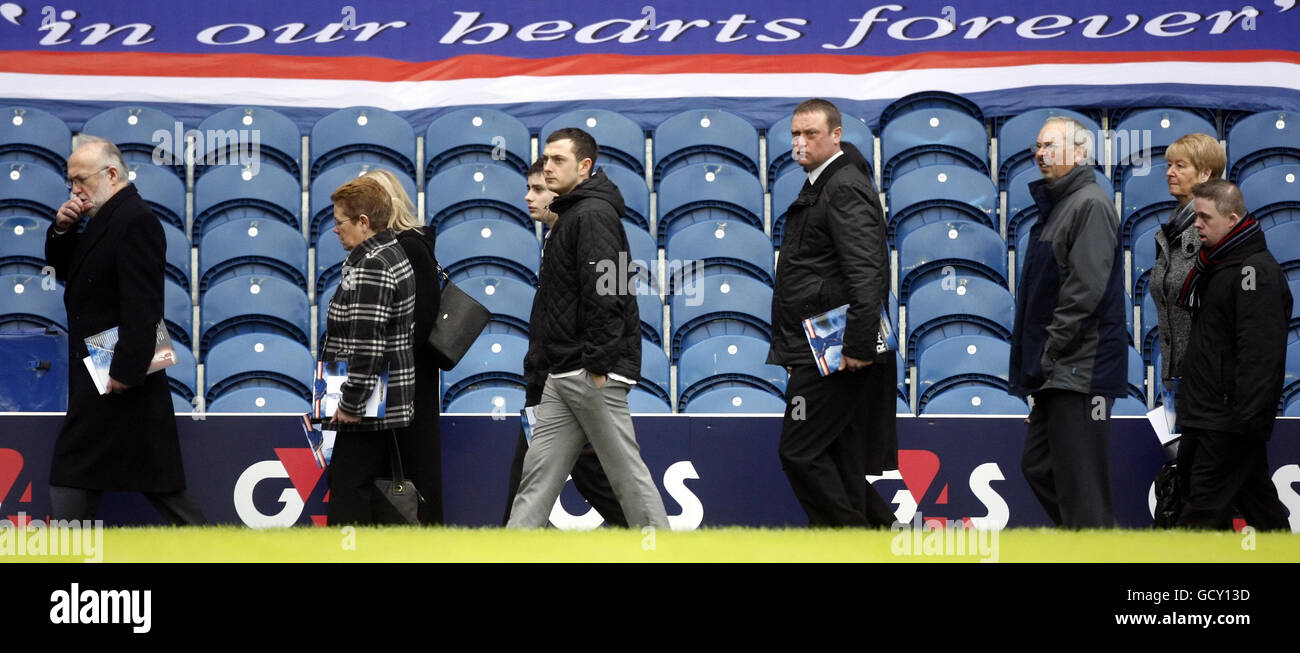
[1176,428,1289,531]
[49,485,207,525]
[328,429,410,526]
[502,428,628,527]
[778,365,896,528]
[1021,390,1115,528]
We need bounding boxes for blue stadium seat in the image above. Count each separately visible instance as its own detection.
[880,108,988,188]
[1290,279,1300,342]
[193,164,301,237]
[1127,345,1147,404]
[905,276,1014,367]
[915,334,1014,414]
[896,349,909,414]
[652,110,760,183]
[1121,161,1174,249]
[1227,111,1300,182]
[628,388,673,414]
[1238,164,1300,230]
[315,230,347,293]
[1265,221,1300,280]
[996,108,1101,191]
[0,328,67,411]
[425,163,530,233]
[886,165,996,247]
[198,218,307,293]
[195,106,301,178]
[767,111,875,183]
[164,280,192,348]
[677,334,787,412]
[440,333,528,411]
[172,392,194,414]
[770,168,805,246]
[679,386,786,414]
[205,332,314,404]
[665,221,774,290]
[879,90,983,127]
[921,385,1029,415]
[655,164,763,246]
[637,339,672,411]
[457,275,534,339]
[0,216,50,275]
[1112,109,1217,186]
[0,106,71,173]
[626,225,657,286]
[164,341,197,401]
[602,165,652,233]
[208,387,311,414]
[309,106,416,179]
[199,275,310,357]
[897,221,1007,305]
[425,108,530,177]
[1006,167,1113,244]
[636,284,664,346]
[309,164,416,246]
[159,222,191,290]
[316,280,337,343]
[82,107,184,177]
[1131,225,1160,305]
[1140,291,1160,366]
[123,163,186,230]
[542,109,646,176]
[1,163,67,223]
[669,274,772,362]
[434,219,540,286]
[0,273,64,331]
[1113,396,1149,417]
[1014,228,1034,288]
[1281,341,1300,411]
[445,386,527,415]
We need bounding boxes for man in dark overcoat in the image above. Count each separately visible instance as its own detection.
[44,134,204,523]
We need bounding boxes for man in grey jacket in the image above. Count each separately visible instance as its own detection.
[1009,117,1129,528]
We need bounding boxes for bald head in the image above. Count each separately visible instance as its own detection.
[66,134,129,216]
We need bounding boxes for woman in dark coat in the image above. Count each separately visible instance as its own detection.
[365,169,443,525]
[1149,134,1225,407]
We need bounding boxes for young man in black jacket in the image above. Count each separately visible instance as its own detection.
[507,128,669,529]
[1174,179,1291,531]
[768,99,898,527]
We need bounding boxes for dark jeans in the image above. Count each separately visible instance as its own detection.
[1176,428,1289,531]
[1021,390,1115,528]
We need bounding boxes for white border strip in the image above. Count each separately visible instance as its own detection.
[2,61,1297,111]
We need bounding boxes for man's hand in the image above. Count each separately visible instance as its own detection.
[106,377,130,394]
[54,198,90,232]
[333,407,361,424]
[590,372,607,388]
[838,354,873,372]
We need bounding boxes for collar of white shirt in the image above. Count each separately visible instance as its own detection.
[806,149,844,186]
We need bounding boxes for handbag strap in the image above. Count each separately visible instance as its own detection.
[388,431,405,481]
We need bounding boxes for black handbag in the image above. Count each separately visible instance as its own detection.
[1152,459,1183,528]
[427,264,491,371]
[372,432,423,525]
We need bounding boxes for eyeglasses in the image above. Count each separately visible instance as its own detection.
[65,166,111,190]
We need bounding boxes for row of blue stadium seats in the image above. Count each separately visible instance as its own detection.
[5,101,1291,196]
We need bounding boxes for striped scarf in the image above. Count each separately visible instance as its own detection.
[1176,216,1260,310]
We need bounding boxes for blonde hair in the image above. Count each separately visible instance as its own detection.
[1166,133,1226,179]
[363,168,420,232]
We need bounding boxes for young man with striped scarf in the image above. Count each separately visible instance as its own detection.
[1174,179,1291,531]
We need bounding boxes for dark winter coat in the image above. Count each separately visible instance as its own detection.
[1177,228,1291,440]
[523,169,640,385]
[1009,165,1128,398]
[44,184,185,491]
[767,151,888,366]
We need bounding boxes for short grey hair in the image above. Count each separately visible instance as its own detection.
[71,133,128,178]
[1043,117,1095,164]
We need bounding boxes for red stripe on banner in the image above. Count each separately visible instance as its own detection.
[1,49,1298,81]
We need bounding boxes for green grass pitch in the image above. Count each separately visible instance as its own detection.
[5,527,1298,563]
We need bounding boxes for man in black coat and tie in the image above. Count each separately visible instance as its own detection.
[44,134,204,524]
[768,99,898,527]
